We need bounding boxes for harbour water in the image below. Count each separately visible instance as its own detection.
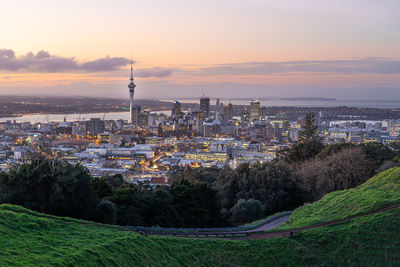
[0,111,172,123]
[1,99,398,123]
[164,99,400,109]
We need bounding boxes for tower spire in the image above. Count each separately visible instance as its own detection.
[130,56,134,81]
[128,55,136,124]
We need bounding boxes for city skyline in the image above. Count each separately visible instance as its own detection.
[0,0,400,99]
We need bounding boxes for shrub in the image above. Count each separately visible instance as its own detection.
[230,198,264,224]
[94,200,117,225]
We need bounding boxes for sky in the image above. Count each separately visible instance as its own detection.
[0,0,399,100]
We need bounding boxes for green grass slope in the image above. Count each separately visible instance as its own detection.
[1,203,400,266]
[281,167,400,230]
[2,168,400,266]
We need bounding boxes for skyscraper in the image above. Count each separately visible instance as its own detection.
[200,96,210,118]
[171,100,182,118]
[223,102,233,121]
[131,105,141,127]
[128,58,136,124]
[85,118,105,138]
[249,99,260,121]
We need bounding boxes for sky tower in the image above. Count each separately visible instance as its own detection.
[128,58,136,123]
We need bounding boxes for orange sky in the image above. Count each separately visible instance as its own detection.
[0,0,399,99]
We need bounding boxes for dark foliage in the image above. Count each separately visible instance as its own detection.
[108,185,145,226]
[170,179,224,227]
[216,161,308,215]
[169,166,220,185]
[109,180,225,227]
[0,154,97,220]
[280,139,325,164]
[94,200,117,225]
[296,146,374,200]
[361,142,397,172]
[91,178,113,200]
[230,198,264,224]
[299,113,319,141]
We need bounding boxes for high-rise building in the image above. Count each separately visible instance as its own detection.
[86,118,105,138]
[131,105,141,127]
[249,99,260,121]
[388,120,400,136]
[200,96,210,118]
[128,58,136,124]
[72,122,86,138]
[223,103,233,121]
[171,100,182,118]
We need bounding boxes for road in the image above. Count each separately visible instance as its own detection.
[129,213,292,237]
[239,214,291,233]
[131,202,400,240]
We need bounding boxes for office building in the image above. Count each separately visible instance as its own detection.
[171,100,182,118]
[249,99,260,121]
[200,96,210,118]
[223,103,233,121]
[86,118,105,138]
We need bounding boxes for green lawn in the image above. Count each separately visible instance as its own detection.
[280,167,400,230]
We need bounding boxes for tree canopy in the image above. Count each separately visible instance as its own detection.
[299,113,319,141]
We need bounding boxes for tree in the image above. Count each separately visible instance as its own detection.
[141,187,183,227]
[108,184,145,226]
[94,200,117,225]
[296,147,373,200]
[170,179,225,227]
[0,153,97,220]
[91,178,113,200]
[216,161,307,215]
[361,142,397,172]
[230,199,264,224]
[281,139,325,164]
[299,113,319,141]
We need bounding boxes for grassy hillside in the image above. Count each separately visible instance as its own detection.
[1,168,400,266]
[281,167,400,230]
[1,203,400,266]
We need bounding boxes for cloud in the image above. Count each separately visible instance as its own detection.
[195,58,400,76]
[80,57,131,72]
[0,49,175,78]
[135,67,173,78]
[0,49,130,72]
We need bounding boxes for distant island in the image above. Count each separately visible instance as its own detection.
[170,97,337,101]
[278,97,337,101]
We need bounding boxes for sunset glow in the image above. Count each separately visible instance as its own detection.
[1,0,399,99]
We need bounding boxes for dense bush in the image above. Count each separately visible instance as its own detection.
[94,200,117,225]
[0,154,97,220]
[216,161,308,215]
[280,139,325,164]
[296,147,374,200]
[230,198,264,224]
